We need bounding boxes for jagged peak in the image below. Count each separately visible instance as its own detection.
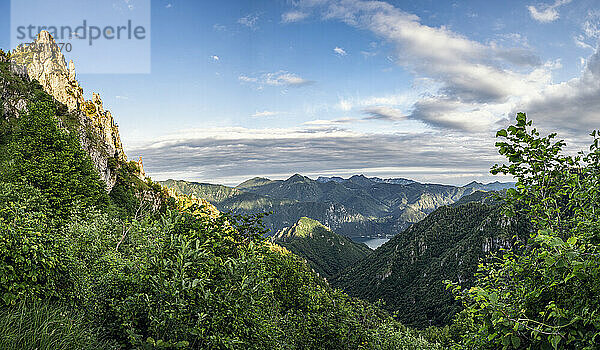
[36,30,54,43]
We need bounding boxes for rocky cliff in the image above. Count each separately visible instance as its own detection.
[7,31,127,190]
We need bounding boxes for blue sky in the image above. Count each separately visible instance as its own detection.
[1,0,599,185]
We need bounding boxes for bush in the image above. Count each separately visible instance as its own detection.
[61,207,436,349]
[0,100,109,220]
[0,183,73,305]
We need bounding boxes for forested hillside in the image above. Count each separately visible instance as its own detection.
[273,217,371,280]
[333,202,522,328]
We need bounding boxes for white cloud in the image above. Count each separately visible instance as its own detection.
[213,24,227,31]
[582,10,600,42]
[115,95,129,100]
[238,14,259,30]
[239,75,258,83]
[266,71,312,86]
[575,35,594,50]
[127,125,509,186]
[363,107,405,121]
[282,11,309,23]
[515,48,600,135]
[334,46,347,56]
[240,71,314,88]
[303,117,358,125]
[289,0,553,132]
[527,0,572,23]
[251,111,279,117]
[337,92,418,112]
[211,55,220,61]
[165,3,172,9]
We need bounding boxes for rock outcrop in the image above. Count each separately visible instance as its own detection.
[9,31,127,190]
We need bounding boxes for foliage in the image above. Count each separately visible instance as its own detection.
[0,182,74,305]
[0,300,116,349]
[451,113,600,349]
[64,208,436,349]
[0,99,109,220]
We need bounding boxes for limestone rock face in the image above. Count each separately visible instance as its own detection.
[9,31,127,190]
[11,31,85,111]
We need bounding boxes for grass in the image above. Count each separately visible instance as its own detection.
[0,301,117,350]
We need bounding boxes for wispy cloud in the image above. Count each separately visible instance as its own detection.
[213,24,227,31]
[336,92,419,112]
[239,71,314,88]
[334,46,347,56]
[238,75,258,83]
[238,13,260,30]
[363,107,405,121]
[266,71,312,86]
[527,0,572,23]
[574,35,594,50]
[282,11,309,23]
[251,111,280,117]
[303,117,358,126]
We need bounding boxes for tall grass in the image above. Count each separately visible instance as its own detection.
[0,301,116,350]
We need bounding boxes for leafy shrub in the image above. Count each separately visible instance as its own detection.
[451,113,600,349]
[0,182,73,305]
[61,207,436,349]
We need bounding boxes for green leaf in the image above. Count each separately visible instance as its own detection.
[511,335,521,348]
[550,334,561,349]
[489,292,498,306]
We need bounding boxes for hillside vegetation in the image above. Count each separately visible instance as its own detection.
[333,202,521,328]
[273,217,371,280]
[428,114,600,349]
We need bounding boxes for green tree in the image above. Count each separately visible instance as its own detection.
[0,100,109,219]
[452,113,600,349]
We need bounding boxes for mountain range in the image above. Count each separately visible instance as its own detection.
[160,175,514,239]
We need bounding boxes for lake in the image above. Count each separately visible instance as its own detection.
[355,237,390,250]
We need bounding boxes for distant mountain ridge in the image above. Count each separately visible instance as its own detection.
[273,217,371,280]
[161,175,511,239]
[317,175,416,186]
[462,180,515,192]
